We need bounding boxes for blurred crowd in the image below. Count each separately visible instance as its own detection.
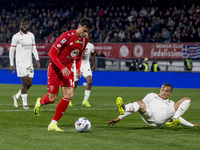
[0,0,200,44]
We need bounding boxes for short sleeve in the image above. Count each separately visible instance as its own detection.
[11,35,18,46]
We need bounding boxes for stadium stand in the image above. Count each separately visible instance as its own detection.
[0,0,200,71]
[0,0,200,44]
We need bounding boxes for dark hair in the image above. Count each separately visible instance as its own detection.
[21,17,28,23]
[162,83,173,92]
[79,18,93,30]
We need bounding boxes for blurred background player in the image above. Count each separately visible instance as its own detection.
[9,18,40,109]
[151,59,161,72]
[184,55,193,71]
[107,83,198,127]
[34,18,92,132]
[71,42,96,107]
[141,58,149,72]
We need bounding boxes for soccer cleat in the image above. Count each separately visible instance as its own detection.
[166,118,181,127]
[69,101,72,107]
[82,100,91,107]
[48,123,63,132]
[116,97,125,115]
[34,98,42,116]
[12,95,18,108]
[23,105,30,110]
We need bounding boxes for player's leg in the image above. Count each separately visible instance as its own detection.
[82,75,92,107]
[12,88,22,108]
[27,77,33,90]
[108,99,146,125]
[166,97,191,127]
[116,97,146,115]
[34,93,58,116]
[20,76,29,109]
[34,65,59,116]
[48,86,74,132]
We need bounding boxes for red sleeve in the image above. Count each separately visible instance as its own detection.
[48,32,69,71]
[48,45,65,71]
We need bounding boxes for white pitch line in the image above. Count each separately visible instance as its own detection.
[0,108,117,112]
[0,104,115,106]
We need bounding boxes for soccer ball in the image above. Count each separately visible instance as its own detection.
[75,117,91,132]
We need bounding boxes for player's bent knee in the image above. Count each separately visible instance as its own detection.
[136,101,144,108]
[87,81,92,86]
[63,94,73,99]
[49,96,58,102]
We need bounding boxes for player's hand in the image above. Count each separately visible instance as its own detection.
[36,60,40,69]
[10,66,15,74]
[62,68,70,76]
[92,65,96,72]
[107,118,120,126]
[193,124,199,127]
[76,70,82,79]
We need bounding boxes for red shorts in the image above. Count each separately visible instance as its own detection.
[47,64,74,94]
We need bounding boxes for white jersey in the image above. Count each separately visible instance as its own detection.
[74,43,94,81]
[10,31,39,67]
[81,42,94,70]
[141,93,175,127]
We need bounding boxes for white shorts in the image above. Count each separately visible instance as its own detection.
[16,66,34,78]
[74,66,92,81]
[141,101,175,127]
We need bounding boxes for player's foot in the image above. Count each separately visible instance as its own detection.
[166,118,180,127]
[82,100,91,107]
[34,98,42,116]
[23,105,30,109]
[69,101,72,107]
[116,97,125,115]
[48,123,63,132]
[12,95,18,108]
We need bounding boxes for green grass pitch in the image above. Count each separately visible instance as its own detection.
[0,84,199,150]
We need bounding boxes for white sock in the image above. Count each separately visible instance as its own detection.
[173,100,191,119]
[16,89,21,99]
[51,120,57,124]
[119,102,140,120]
[125,102,140,112]
[118,111,133,120]
[21,94,28,106]
[84,90,91,101]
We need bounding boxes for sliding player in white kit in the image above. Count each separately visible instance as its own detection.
[9,18,40,109]
[107,83,199,127]
[71,42,96,107]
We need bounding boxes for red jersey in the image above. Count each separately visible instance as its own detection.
[48,29,88,73]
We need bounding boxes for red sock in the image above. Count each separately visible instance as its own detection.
[40,94,53,105]
[52,97,71,122]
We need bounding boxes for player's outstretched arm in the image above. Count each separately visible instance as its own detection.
[179,117,199,127]
[107,117,120,126]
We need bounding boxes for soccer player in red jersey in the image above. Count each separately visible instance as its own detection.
[34,18,93,131]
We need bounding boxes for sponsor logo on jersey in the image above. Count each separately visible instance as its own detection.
[50,86,54,92]
[22,44,32,49]
[61,38,66,44]
[70,49,79,57]
[75,40,82,44]
[57,44,61,47]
